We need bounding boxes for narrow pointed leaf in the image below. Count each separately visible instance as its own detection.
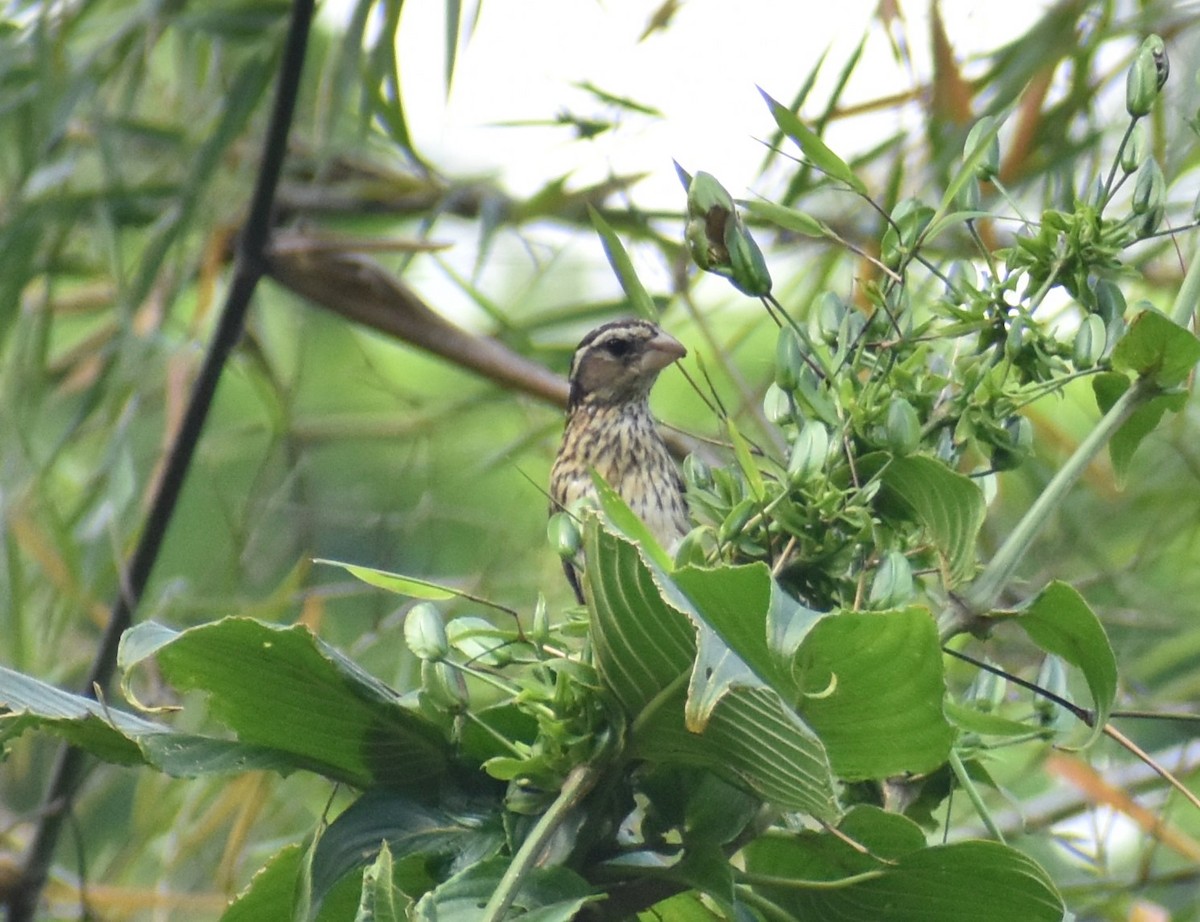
[587,205,657,320]
[760,89,866,195]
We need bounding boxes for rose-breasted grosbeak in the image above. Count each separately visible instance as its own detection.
[550,319,689,602]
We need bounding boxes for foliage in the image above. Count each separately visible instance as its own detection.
[4,2,1200,921]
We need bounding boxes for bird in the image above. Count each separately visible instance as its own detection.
[550,319,690,602]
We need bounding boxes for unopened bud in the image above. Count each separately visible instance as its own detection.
[1126,35,1168,118]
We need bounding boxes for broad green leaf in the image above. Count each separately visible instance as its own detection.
[587,204,657,320]
[1111,309,1200,387]
[877,455,986,584]
[0,665,308,777]
[585,520,839,820]
[759,89,867,195]
[589,473,673,571]
[1017,581,1117,744]
[221,845,304,922]
[308,791,501,917]
[584,519,696,716]
[1093,371,1188,487]
[743,197,829,238]
[120,618,450,790]
[316,559,457,600]
[743,820,1063,921]
[412,858,595,920]
[795,609,955,778]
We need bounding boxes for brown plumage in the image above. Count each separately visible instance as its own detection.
[549,319,690,602]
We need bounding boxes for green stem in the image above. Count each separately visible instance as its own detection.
[948,748,1005,844]
[481,764,599,922]
[1169,239,1200,328]
[950,377,1150,630]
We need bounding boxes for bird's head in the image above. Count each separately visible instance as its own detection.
[567,320,686,409]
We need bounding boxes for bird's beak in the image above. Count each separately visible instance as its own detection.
[642,330,687,373]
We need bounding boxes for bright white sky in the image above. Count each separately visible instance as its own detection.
[340,1,1069,326]
[395,0,1053,206]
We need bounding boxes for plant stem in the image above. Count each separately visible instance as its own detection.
[947,377,1150,634]
[482,764,599,921]
[949,748,1006,844]
[1169,237,1200,328]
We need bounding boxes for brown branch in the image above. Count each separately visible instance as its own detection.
[265,240,702,460]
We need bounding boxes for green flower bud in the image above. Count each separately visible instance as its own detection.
[725,217,773,296]
[1004,316,1027,361]
[683,453,713,490]
[1034,654,1069,724]
[1094,279,1126,324]
[718,497,757,544]
[685,215,721,271]
[958,175,981,212]
[1126,35,1168,119]
[775,327,805,391]
[990,415,1034,471]
[547,512,582,560]
[763,383,791,424]
[405,602,449,661]
[963,116,1001,180]
[883,397,921,456]
[816,292,846,345]
[1072,313,1107,369]
[1120,123,1146,175]
[686,170,736,218]
[868,550,914,609]
[673,526,711,568]
[1131,157,1165,216]
[421,659,468,711]
[531,594,550,645]
[787,422,830,484]
[969,662,1006,713]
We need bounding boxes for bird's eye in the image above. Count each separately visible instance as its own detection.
[603,339,633,359]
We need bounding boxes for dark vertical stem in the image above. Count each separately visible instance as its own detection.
[4,2,314,918]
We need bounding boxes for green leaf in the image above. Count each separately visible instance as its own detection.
[119,618,450,790]
[743,197,829,237]
[412,858,595,920]
[0,665,308,777]
[726,415,766,502]
[795,609,955,778]
[316,559,457,600]
[743,821,1063,921]
[221,845,304,922]
[308,791,500,916]
[1111,308,1200,388]
[759,88,867,195]
[589,472,673,571]
[587,204,657,320]
[584,520,840,820]
[359,841,404,922]
[1093,371,1188,487]
[1017,581,1117,744]
[944,699,1041,738]
[876,455,986,585]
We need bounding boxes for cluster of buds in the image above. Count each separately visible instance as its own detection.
[679,166,773,296]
